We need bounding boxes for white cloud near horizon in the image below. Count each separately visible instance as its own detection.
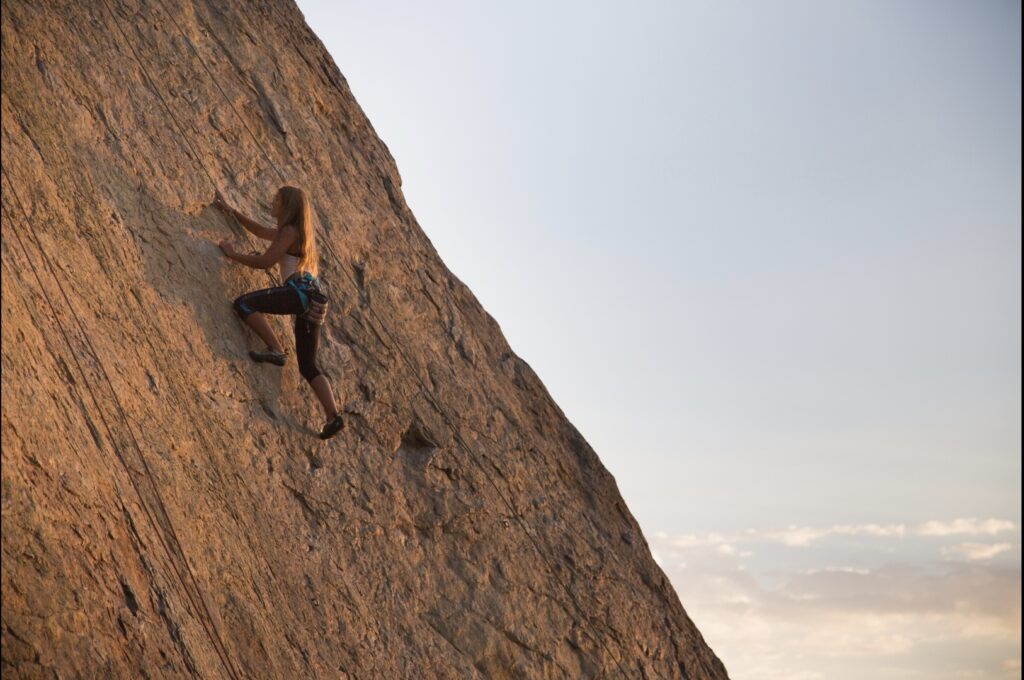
[655,518,1020,551]
[944,543,1015,562]
[921,519,1020,537]
[651,527,1022,680]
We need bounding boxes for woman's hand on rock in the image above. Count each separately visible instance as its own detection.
[218,239,235,257]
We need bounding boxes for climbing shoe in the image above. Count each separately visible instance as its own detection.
[319,413,344,440]
[249,348,287,366]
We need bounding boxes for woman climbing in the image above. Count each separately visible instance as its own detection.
[213,186,345,440]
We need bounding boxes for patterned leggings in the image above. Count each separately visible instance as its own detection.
[232,285,324,383]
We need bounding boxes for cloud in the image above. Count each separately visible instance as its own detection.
[943,543,1014,561]
[716,543,753,557]
[802,566,872,575]
[918,519,1018,537]
[767,525,833,547]
[649,521,1022,680]
[654,518,1018,551]
[767,523,907,546]
[662,532,727,549]
[671,559,1021,678]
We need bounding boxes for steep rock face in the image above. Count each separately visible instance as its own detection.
[0,1,730,678]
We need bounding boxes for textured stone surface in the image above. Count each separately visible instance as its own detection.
[0,1,730,678]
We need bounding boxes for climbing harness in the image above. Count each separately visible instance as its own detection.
[286,271,330,325]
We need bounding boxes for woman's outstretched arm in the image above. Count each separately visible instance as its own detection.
[220,225,298,270]
[212,197,278,241]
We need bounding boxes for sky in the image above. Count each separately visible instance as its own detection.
[294,1,1021,678]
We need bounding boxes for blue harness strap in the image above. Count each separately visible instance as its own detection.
[284,272,329,325]
[285,272,325,312]
[287,279,310,308]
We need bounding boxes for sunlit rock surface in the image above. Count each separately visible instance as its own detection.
[0,1,729,677]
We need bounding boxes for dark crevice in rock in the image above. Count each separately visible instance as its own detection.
[121,579,141,616]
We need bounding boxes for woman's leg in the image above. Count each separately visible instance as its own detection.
[295,317,339,419]
[233,286,305,353]
[309,375,338,419]
[244,313,285,353]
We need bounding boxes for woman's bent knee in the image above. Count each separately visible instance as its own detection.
[233,296,254,319]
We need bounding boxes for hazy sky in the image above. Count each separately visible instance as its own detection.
[295,1,1021,678]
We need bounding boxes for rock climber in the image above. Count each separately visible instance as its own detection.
[213,185,345,440]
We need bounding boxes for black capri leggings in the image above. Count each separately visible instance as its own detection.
[233,285,324,383]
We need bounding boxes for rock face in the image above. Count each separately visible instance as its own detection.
[0,1,730,678]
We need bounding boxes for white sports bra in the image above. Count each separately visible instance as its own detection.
[279,253,300,283]
[279,224,303,283]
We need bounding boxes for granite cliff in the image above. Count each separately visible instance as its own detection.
[0,1,730,677]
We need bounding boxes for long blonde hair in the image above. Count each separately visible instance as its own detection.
[276,185,318,277]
